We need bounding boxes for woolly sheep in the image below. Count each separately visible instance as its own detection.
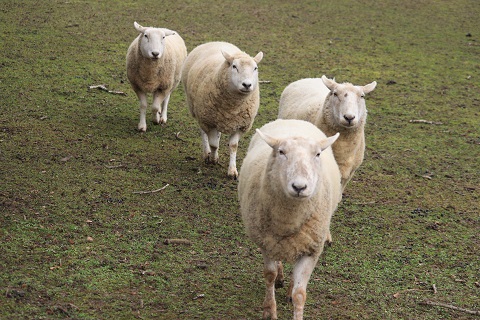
[278,75,376,190]
[181,41,263,179]
[126,21,187,132]
[238,119,342,320]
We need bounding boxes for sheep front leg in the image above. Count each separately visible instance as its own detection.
[152,91,167,125]
[137,91,148,132]
[262,253,278,320]
[227,131,242,179]
[289,255,319,320]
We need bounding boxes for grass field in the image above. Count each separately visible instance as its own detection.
[0,0,479,319]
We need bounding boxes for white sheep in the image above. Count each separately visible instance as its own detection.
[238,119,342,320]
[278,75,376,191]
[126,21,187,132]
[181,41,263,179]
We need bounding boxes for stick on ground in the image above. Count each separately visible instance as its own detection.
[133,184,169,194]
[420,300,480,315]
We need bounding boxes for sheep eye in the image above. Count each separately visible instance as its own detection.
[332,91,337,97]
[144,34,148,39]
[279,149,285,156]
[315,152,321,158]
[254,66,258,71]
[232,65,238,71]
[360,94,365,98]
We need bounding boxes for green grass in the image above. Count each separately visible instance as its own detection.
[1,0,479,319]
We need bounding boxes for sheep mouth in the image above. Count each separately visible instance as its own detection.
[340,120,357,128]
[289,191,310,198]
[239,89,252,94]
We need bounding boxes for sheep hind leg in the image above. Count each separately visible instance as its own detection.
[290,255,319,320]
[158,92,171,124]
[227,132,241,179]
[200,129,211,162]
[201,129,220,164]
[262,253,278,320]
[275,261,285,289]
[152,91,167,125]
[136,92,148,132]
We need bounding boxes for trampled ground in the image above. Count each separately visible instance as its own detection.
[0,0,478,319]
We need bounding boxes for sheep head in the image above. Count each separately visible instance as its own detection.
[222,50,263,94]
[256,129,339,199]
[321,75,377,129]
[134,22,176,60]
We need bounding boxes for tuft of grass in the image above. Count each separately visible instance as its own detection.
[1,0,479,319]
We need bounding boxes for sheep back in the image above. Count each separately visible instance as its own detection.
[278,78,329,122]
[238,119,342,262]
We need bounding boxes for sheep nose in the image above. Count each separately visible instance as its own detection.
[242,82,252,90]
[344,114,355,124]
[292,183,307,195]
[152,51,160,58]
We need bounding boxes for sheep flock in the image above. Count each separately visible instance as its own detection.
[125,21,377,320]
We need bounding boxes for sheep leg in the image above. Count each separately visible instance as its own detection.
[200,129,220,164]
[152,91,167,125]
[262,253,278,320]
[137,91,148,132]
[326,230,333,245]
[290,255,319,320]
[159,92,171,124]
[227,131,241,179]
[275,261,285,289]
[200,129,211,161]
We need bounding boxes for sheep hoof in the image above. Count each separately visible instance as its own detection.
[262,308,277,320]
[274,278,284,289]
[286,295,293,304]
[227,170,238,180]
[137,125,147,132]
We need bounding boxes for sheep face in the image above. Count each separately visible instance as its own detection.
[322,76,377,129]
[134,22,176,60]
[222,51,263,94]
[257,130,339,199]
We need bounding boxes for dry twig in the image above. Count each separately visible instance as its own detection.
[420,300,480,315]
[104,164,124,169]
[174,131,185,141]
[164,238,192,245]
[409,119,443,125]
[88,84,127,96]
[133,184,169,194]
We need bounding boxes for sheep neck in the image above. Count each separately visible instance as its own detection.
[261,173,323,237]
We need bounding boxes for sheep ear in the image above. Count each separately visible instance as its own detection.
[134,21,147,33]
[319,132,340,151]
[321,75,337,91]
[222,50,235,64]
[164,29,176,37]
[256,129,279,149]
[253,52,263,64]
[363,81,377,94]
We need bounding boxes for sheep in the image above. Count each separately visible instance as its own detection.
[238,119,342,320]
[181,41,263,179]
[126,21,187,132]
[278,75,377,191]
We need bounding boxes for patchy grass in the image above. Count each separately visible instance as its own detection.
[0,0,478,319]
